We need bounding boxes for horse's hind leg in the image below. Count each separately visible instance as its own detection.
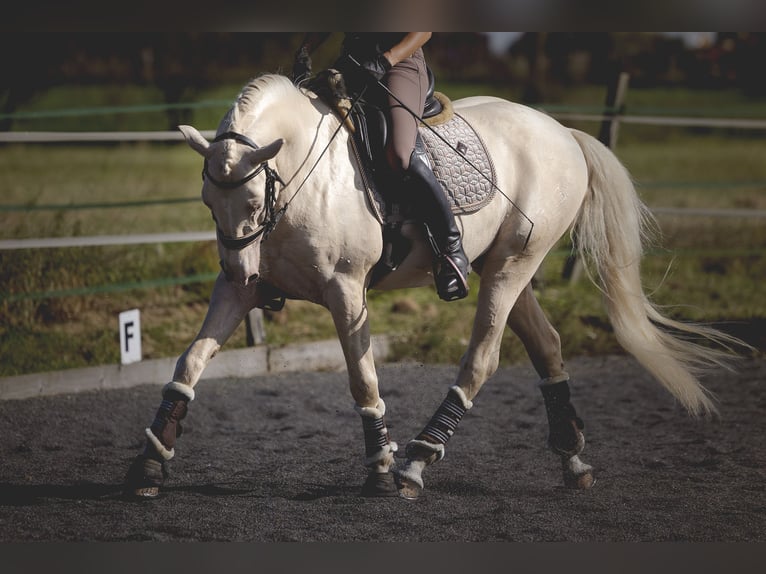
[123,273,257,499]
[507,283,594,489]
[396,253,532,499]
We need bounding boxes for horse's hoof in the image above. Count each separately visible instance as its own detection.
[360,471,399,498]
[564,469,595,489]
[394,474,424,501]
[122,454,167,500]
[127,486,161,499]
[561,453,594,489]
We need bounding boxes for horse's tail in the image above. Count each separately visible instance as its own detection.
[569,128,745,417]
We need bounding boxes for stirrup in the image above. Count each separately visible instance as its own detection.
[434,253,469,301]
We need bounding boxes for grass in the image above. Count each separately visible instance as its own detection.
[1,83,765,376]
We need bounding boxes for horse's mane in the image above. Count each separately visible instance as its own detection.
[224,74,302,133]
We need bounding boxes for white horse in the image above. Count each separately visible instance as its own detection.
[124,73,739,500]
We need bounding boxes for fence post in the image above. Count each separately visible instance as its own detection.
[598,71,630,148]
[563,70,630,282]
[245,308,266,346]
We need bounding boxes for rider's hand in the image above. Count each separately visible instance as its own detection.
[359,53,392,82]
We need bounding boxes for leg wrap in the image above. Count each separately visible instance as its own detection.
[354,399,397,468]
[540,379,585,456]
[144,382,194,461]
[404,385,472,466]
[416,385,472,446]
[395,387,471,495]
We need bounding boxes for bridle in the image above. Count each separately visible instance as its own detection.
[202,85,361,251]
[202,131,286,250]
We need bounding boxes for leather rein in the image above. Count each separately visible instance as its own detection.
[202,131,286,250]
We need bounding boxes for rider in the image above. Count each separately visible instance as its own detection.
[293,33,469,301]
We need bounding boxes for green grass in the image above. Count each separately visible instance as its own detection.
[1,84,765,376]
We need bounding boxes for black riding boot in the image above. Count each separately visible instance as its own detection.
[406,147,469,301]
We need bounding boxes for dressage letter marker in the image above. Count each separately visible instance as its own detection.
[119,309,142,365]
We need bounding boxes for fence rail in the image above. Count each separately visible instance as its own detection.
[551,113,766,130]
[2,111,766,144]
[0,232,216,250]
[2,204,766,252]
[2,100,764,302]
[0,130,216,143]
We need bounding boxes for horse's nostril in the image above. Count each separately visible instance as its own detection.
[247,273,259,285]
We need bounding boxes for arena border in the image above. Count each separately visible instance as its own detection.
[0,335,391,401]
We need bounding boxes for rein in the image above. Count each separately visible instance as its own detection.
[203,131,286,250]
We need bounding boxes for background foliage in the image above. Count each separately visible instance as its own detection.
[1,33,764,376]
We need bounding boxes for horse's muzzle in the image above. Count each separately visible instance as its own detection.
[220,259,259,286]
[225,271,260,286]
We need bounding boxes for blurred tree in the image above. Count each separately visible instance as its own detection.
[2,31,763,130]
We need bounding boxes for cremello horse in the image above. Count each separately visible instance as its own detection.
[124,73,738,500]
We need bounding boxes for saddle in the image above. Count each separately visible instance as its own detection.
[351,66,449,165]
[305,68,498,286]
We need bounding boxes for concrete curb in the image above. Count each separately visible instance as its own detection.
[0,336,391,401]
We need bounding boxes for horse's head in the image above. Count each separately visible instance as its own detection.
[179,124,284,286]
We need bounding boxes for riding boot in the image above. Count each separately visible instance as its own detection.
[406,146,469,301]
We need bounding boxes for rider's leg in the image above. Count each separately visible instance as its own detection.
[384,50,469,302]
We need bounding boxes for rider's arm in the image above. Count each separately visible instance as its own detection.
[382,33,432,66]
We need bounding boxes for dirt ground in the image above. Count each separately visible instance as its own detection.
[0,354,764,543]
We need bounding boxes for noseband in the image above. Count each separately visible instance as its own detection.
[203,131,285,250]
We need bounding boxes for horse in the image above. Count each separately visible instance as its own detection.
[123,72,740,500]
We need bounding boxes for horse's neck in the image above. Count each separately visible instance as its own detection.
[267,94,353,201]
[225,82,358,220]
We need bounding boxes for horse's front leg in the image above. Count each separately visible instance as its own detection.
[326,279,398,498]
[507,283,594,489]
[123,273,258,499]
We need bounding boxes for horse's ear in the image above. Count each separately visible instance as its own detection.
[178,125,212,157]
[247,138,284,166]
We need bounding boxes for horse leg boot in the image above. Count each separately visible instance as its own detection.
[123,382,195,499]
[395,386,473,499]
[406,147,469,301]
[540,376,594,489]
[355,398,399,497]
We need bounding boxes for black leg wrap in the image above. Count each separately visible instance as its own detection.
[416,387,469,446]
[356,400,399,497]
[361,414,391,459]
[540,380,585,456]
[355,399,397,469]
[144,389,190,460]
